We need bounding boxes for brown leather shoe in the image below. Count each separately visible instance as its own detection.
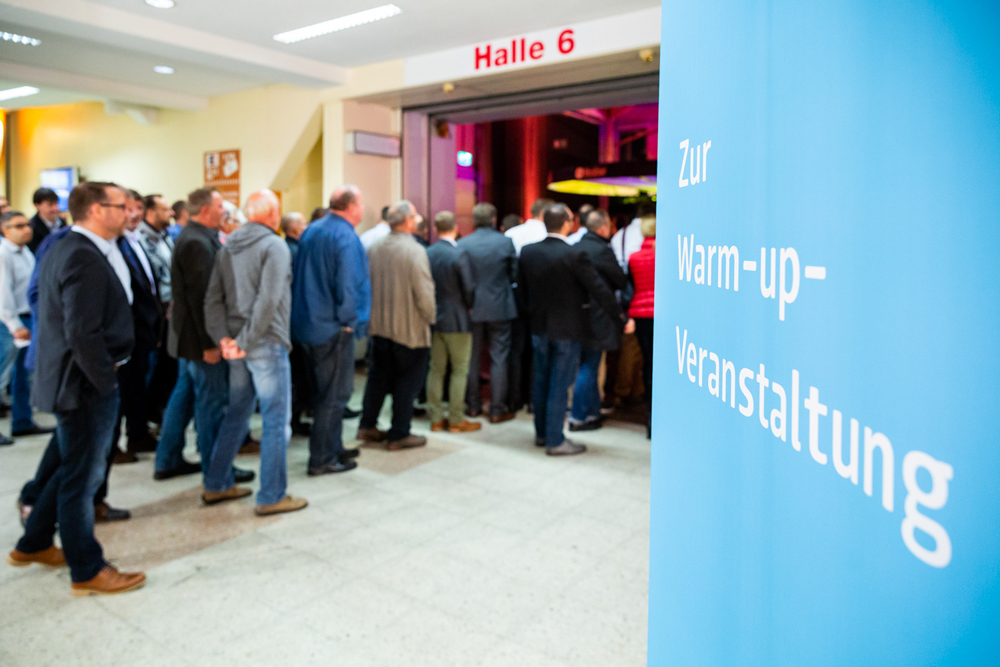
[386,434,427,451]
[254,495,308,516]
[201,485,253,505]
[112,448,139,464]
[71,565,146,596]
[448,420,482,433]
[430,420,448,432]
[7,545,66,568]
[356,427,388,442]
[488,413,516,424]
[239,434,261,454]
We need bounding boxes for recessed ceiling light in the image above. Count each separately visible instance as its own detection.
[273,4,402,44]
[0,86,40,102]
[145,0,175,8]
[153,65,175,74]
[1,31,41,46]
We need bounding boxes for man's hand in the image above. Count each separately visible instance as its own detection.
[623,318,636,335]
[219,337,246,360]
[203,347,223,364]
[342,326,353,333]
[12,327,30,341]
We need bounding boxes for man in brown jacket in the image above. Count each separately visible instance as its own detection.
[357,200,436,451]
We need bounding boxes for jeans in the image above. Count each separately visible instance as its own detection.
[466,321,512,416]
[10,315,35,431]
[427,332,472,424]
[16,389,119,582]
[205,344,290,506]
[531,335,581,448]
[0,323,16,404]
[570,347,604,424]
[20,433,61,505]
[360,336,430,442]
[304,331,355,469]
[154,358,227,473]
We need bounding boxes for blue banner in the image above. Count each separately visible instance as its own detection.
[649,1,1000,664]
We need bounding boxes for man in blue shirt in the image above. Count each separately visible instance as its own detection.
[291,185,371,476]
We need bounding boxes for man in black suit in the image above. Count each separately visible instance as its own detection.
[426,211,480,433]
[8,181,146,595]
[27,187,63,254]
[569,210,633,432]
[518,204,625,456]
[457,203,519,423]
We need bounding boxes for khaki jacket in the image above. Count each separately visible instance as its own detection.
[367,230,436,349]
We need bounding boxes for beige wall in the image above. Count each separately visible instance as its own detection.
[281,137,323,218]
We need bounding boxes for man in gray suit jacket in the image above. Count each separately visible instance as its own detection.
[456,203,518,423]
[425,212,480,433]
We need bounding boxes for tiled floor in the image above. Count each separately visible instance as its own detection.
[0,381,650,667]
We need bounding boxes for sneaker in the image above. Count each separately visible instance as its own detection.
[356,427,388,442]
[448,420,482,433]
[7,545,65,568]
[255,495,308,516]
[71,565,146,596]
[385,434,427,451]
[546,440,587,456]
[201,485,253,505]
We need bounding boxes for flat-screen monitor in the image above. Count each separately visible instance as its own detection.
[39,167,79,212]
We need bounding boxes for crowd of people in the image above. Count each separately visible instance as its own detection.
[0,182,656,597]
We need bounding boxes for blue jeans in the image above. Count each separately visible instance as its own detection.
[305,330,355,469]
[10,315,36,431]
[0,323,16,401]
[205,344,291,506]
[531,335,581,448]
[570,347,603,424]
[16,389,119,582]
[154,358,227,473]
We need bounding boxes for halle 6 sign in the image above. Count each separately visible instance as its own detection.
[204,149,240,207]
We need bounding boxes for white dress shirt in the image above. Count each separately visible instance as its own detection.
[359,221,390,251]
[0,238,35,334]
[72,226,133,305]
[566,227,587,245]
[610,218,645,270]
[505,218,547,256]
[124,228,156,294]
[546,233,570,243]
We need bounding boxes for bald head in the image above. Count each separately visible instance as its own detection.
[329,185,364,226]
[281,212,306,240]
[244,190,281,231]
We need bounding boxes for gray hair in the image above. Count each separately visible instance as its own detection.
[280,211,305,235]
[386,200,416,228]
[585,209,610,233]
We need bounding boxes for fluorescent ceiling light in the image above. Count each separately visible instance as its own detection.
[145,0,175,8]
[0,86,40,101]
[273,4,402,44]
[1,31,41,46]
[153,65,175,74]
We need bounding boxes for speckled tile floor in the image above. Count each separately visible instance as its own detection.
[0,377,650,667]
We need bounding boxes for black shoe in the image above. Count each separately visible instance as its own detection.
[234,467,256,484]
[94,502,131,522]
[412,407,427,417]
[126,431,158,453]
[307,460,358,476]
[534,437,546,448]
[342,407,361,419]
[153,460,202,481]
[11,425,55,437]
[0,433,13,446]
[568,419,603,432]
[466,408,482,418]
[339,448,360,461]
[292,422,312,437]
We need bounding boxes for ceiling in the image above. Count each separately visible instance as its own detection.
[0,0,660,111]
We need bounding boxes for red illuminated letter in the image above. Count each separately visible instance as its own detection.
[558,29,575,54]
[529,41,544,59]
[475,44,491,69]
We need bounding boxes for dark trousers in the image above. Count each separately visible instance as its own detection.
[117,343,153,441]
[11,314,35,432]
[305,331,355,469]
[20,432,61,506]
[360,336,430,442]
[633,317,654,434]
[466,320,512,416]
[146,347,178,425]
[16,389,120,582]
[290,341,316,430]
[508,315,533,412]
[531,335,581,449]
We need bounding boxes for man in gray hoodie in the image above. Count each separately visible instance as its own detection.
[201,190,307,516]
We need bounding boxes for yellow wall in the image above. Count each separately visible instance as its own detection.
[281,137,323,217]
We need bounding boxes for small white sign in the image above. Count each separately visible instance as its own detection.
[403,7,661,88]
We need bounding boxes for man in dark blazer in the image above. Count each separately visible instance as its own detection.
[27,187,64,254]
[8,181,146,595]
[518,203,625,456]
[426,211,480,433]
[569,210,632,431]
[457,203,518,423]
[154,188,233,480]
